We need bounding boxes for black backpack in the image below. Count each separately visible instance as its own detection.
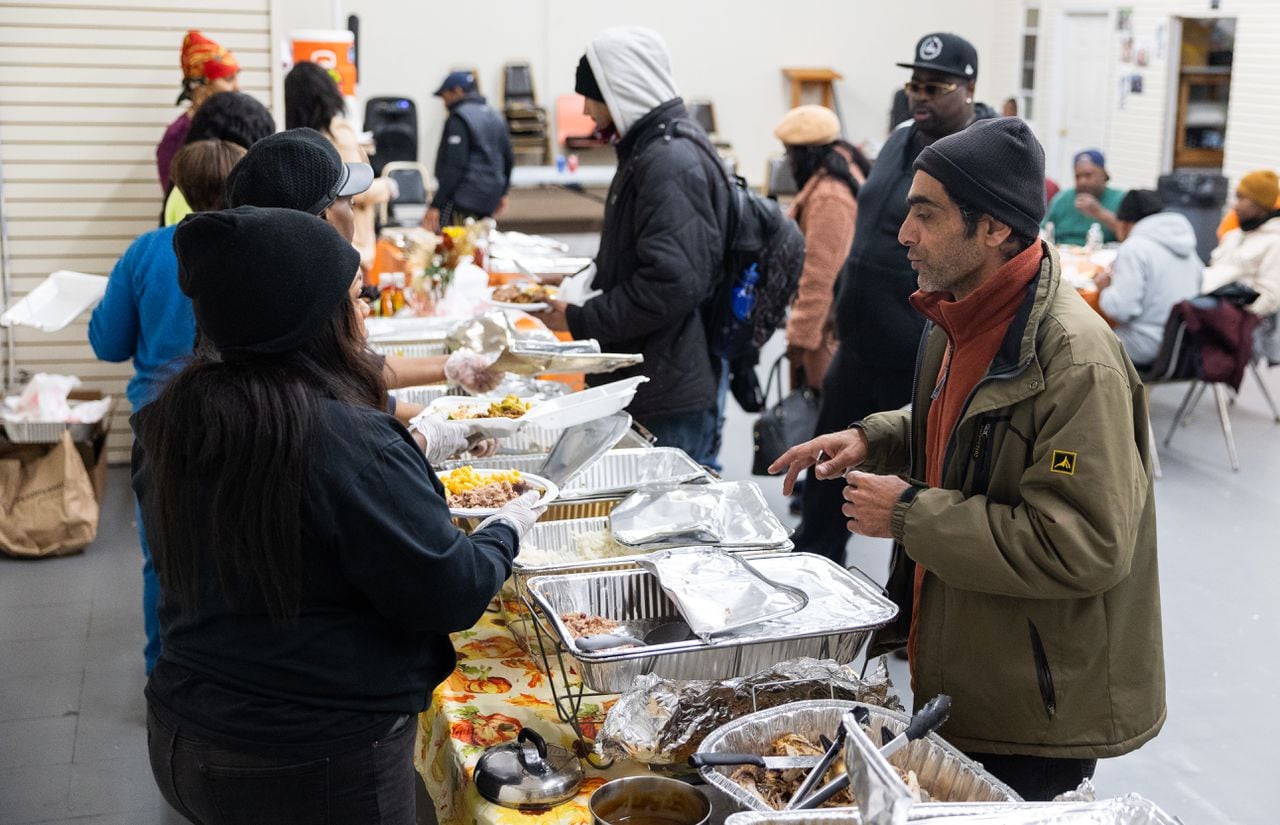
[665,121,806,360]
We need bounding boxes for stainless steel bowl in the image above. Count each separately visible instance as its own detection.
[589,776,713,825]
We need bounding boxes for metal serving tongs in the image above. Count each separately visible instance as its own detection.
[791,695,952,810]
[782,727,849,810]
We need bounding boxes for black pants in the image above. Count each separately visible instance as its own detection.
[792,346,915,563]
[147,705,417,825]
[964,752,1098,802]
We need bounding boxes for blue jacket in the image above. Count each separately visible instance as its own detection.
[88,225,195,411]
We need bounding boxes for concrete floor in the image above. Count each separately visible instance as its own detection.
[2,340,1276,824]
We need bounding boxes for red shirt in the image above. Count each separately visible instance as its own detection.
[904,242,1044,674]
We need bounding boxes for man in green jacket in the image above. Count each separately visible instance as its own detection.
[771,118,1164,800]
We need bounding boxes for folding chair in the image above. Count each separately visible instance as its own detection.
[378,161,431,228]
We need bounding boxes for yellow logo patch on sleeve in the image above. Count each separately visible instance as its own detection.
[1050,450,1077,475]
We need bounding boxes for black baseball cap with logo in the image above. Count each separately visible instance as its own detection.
[896,32,978,81]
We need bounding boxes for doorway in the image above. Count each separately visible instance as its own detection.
[1050,10,1112,185]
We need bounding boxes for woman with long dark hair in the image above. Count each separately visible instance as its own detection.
[775,105,869,392]
[285,61,392,274]
[138,207,541,824]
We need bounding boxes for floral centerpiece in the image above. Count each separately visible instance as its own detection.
[374,220,493,316]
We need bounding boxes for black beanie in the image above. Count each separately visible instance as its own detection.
[226,128,373,215]
[1116,189,1164,224]
[575,54,603,102]
[914,117,1046,240]
[174,206,360,356]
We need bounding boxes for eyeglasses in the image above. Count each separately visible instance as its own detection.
[904,80,960,98]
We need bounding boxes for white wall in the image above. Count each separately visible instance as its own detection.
[272,0,1019,186]
[1031,0,1280,194]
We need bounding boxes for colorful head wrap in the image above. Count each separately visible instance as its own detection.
[177,31,239,103]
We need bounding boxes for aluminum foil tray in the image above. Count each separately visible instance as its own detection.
[368,340,447,358]
[525,554,895,693]
[444,449,709,500]
[611,481,790,548]
[722,796,1179,824]
[505,518,791,659]
[698,701,1017,816]
[842,705,1019,812]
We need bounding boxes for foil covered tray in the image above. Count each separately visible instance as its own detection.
[722,795,1179,824]
[446,312,644,376]
[697,701,1018,816]
[505,519,792,658]
[444,449,710,500]
[524,554,896,693]
[610,481,790,548]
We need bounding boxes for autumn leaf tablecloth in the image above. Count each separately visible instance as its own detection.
[415,599,649,825]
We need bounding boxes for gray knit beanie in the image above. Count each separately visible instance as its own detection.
[913,117,1046,239]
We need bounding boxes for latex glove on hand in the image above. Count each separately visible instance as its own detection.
[468,436,500,458]
[475,490,545,539]
[409,412,469,465]
[444,350,506,395]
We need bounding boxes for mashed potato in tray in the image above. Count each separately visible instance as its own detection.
[518,529,635,566]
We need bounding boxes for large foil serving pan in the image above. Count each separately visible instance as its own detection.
[524,554,895,693]
[841,705,1019,818]
[444,449,710,500]
[505,518,791,658]
[697,701,1018,816]
[722,795,1179,824]
[610,481,790,548]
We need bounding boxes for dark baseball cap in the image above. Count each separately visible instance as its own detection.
[433,69,477,96]
[225,127,373,216]
[897,32,978,80]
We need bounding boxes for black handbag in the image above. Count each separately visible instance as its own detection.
[751,354,820,476]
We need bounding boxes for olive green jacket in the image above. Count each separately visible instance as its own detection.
[862,244,1165,759]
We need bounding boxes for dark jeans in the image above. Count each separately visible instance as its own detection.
[641,408,718,467]
[147,704,417,825]
[793,347,915,563]
[964,752,1098,802]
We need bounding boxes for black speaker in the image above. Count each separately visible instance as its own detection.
[363,97,418,176]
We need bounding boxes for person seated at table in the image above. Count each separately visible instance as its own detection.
[1043,149,1126,245]
[1202,169,1280,318]
[225,127,505,459]
[1095,189,1203,370]
[138,206,544,825]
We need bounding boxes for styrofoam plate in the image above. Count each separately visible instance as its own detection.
[441,469,559,518]
[1,271,108,332]
[425,396,536,437]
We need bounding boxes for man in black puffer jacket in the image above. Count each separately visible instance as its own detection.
[535,27,730,465]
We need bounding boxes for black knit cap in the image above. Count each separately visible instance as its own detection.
[914,117,1045,239]
[1116,189,1164,223]
[174,206,359,356]
[575,55,603,102]
[225,127,372,215]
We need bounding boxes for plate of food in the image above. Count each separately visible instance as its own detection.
[427,394,535,436]
[487,283,559,311]
[438,466,558,518]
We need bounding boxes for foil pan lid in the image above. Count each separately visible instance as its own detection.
[637,549,809,640]
[610,481,790,548]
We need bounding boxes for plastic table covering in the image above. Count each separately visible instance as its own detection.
[414,596,648,825]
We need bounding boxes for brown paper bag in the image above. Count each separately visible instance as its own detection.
[0,431,100,557]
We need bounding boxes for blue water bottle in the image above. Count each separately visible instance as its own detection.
[732,262,759,322]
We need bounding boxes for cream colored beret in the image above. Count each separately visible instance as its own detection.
[774,105,840,146]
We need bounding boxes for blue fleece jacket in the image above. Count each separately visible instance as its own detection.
[89,225,194,411]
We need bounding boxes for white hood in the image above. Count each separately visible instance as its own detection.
[586,27,680,136]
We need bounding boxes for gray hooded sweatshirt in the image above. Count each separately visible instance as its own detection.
[585,27,680,136]
[1100,211,1204,366]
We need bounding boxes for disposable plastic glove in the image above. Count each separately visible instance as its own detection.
[409,412,469,465]
[475,490,545,540]
[444,350,506,395]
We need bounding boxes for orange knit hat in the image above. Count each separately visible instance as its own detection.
[1238,170,1279,210]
